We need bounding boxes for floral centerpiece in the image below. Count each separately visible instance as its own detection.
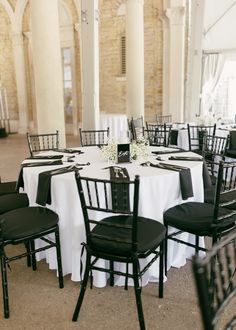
[101,136,149,163]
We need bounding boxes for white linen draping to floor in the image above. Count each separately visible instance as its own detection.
[22,146,204,287]
[99,113,128,139]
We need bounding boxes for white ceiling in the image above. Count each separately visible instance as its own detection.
[203,0,236,50]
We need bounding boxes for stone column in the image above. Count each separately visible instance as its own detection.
[126,0,144,119]
[24,32,37,131]
[29,0,66,147]
[79,0,100,130]
[11,32,29,133]
[163,1,186,122]
[184,0,205,122]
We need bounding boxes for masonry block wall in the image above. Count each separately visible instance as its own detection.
[0,0,163,132]
[0,6,17,122]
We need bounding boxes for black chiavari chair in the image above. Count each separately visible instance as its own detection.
[192,231,236,330]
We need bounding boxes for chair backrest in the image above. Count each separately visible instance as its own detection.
[75,172,140,253]
[202,135,229,158]
[187,124,216,151]
[79,128,109,147]
[213,161,236,225]
[156,114,172,124]
[145,123,171,147]
[128,117,144,141]
[26,131,59,157]
[192,230,236,330]
[202,135,229,177]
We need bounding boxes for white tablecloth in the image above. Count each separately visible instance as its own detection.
[100,113,128,139]
[175,127,231,151]
[22,146,204,287]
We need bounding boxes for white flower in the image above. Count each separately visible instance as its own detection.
[101,137,149,162]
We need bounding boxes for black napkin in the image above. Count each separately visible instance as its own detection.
[152,149,183,155]
[168,155,212,189]
[16,160,63,190]
[229,131,236,149]
[169,130,179,146]
[145,162,193,200]
[26,155,63,160]
[169,156,202,161]
[36,166,76,206]
[198,130,207,151]
[110,167,130,211]
[202,159,212,189]
[54,148,84,154]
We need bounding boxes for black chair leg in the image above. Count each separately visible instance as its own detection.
[159,242,164,298]
[132,258,145,330]
[164,227,168,276]
[109,261,114,286]
[25,242,31,267]
[55,228,64,289]
[72,253,90,321]
[125,262,128,290]
[195,235,199,256]
[30,240,37,271]
[0,251,9,318]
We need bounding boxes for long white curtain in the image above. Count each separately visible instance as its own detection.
[200,53,225,116]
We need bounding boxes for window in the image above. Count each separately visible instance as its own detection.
[62,48,73,123]
[212,60,236,122]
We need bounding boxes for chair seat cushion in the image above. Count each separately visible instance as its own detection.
[225,149,236,158]
[0,207,59,240]
[164,202,236,236]
[0,181,17,196]
[90,215,166,256]
[0,193,29,215]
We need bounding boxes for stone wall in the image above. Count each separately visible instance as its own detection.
[0,0,163,131]
[0,6,18,121]
[99,0,163,118]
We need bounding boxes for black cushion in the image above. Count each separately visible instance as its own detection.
[0,181,17,196]
[90,215,166,256]
[0,207,58,240]
[204,186,215,204]
[169,130,178,145]
[225,149,236,158]
[164,202,236,236]
[229,131,236,149]
[0,193,29,215]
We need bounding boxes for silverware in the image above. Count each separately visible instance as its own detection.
[76,162,90,166]
[140,161,152,167]
[118,168,127,178]
[114,168,120,178]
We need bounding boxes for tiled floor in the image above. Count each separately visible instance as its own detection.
[4,133,230,329]
[0,133,79,181]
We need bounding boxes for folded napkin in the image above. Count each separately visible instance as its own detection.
[168,155,212,189]
[36,165,76,206]
[169,156,202,161]
[169,130,179,146]
[16,160,63,190]
[26,155,63,160]
[110,167,130,211]
[198,130,207,151]
[54,148,84,154]
[152,149,183,155]
[143,162,193,200]
[202,159,212,189]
